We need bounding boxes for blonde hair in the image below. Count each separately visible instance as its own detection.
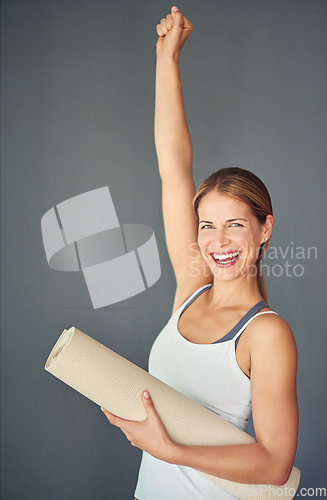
[193,167,273,302]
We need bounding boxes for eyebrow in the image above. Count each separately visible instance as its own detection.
[198,218,248,224]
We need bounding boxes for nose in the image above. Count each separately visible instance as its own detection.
[209,227,231,250]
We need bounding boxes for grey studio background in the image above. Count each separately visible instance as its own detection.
[1,0,326,499]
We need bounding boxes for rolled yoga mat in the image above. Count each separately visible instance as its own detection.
[45,327,301,499]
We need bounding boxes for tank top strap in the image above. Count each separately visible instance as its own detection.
[234,310,279,346]
[179,283,213,315]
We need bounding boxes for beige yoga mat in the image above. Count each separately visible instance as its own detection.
[45,327,301,499]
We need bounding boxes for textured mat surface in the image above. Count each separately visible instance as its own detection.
[45,327,301,499]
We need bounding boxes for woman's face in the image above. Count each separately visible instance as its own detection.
[197,190,272,281]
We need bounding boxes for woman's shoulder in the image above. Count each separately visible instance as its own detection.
[246,308,297,356]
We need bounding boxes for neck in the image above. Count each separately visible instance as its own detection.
[207,274,264,309]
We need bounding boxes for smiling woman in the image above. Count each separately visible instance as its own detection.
[101,6,299,500]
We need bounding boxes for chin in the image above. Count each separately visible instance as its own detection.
[209,260,257,282]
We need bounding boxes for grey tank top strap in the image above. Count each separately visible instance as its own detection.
[211,300,269,345]
[178,283,279,347]
[179,283,212,315]
[233,310,279,348]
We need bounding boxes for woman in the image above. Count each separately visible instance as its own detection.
[101,6,298,499]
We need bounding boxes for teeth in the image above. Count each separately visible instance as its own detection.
[212,251,240,261]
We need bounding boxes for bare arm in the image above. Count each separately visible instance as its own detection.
[169,315,299,485]
[155,8,212,296]
[102,314,298,485]
[155,21,193,177]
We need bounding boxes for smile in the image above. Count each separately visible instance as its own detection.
[210,251,241,267]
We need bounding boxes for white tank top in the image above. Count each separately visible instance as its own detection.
[134,283,278,500]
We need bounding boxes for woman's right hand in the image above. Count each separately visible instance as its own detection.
[156,6,193,61]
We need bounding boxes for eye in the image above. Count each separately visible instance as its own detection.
[229,222,243,227]
[200,224,213,230]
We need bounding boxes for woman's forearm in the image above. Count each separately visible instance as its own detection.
[155,56,192,178]
[169,441,291,486]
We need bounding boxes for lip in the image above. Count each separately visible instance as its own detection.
[209,251,241,268]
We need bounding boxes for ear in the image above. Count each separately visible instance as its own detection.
[261,214,273,244]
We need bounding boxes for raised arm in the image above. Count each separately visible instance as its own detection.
[155,7,212,309]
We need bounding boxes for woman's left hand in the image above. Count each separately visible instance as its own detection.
[100,391,178,463]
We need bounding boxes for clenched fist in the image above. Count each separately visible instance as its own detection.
[156,6,193,60]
